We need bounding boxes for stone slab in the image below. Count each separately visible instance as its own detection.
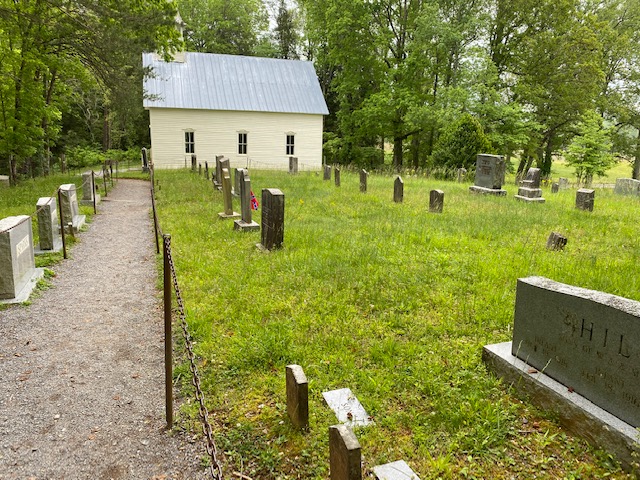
[373,460,421,480]
[474,154,505,189]
[483,342,639,473]
[80,194,100,206]
[0,216,36,300]
[512,276,640,427]
[469,186,507,196]
[514,195,545,203]
[218,212,241,219]
[34,237,63,255]
[323,388,373,427]
[614,178,640,196]
[0,268,45,304]
[233,220,260,232]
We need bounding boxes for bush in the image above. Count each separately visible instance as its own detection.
[430,113,492,169]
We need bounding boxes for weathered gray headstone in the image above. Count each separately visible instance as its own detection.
[551,182,559,193]
[329,425,362,480]
[214,155,224,188]
[429,189,444,213]
[233,168,242,197]
[0,216,44,303]
[258,189,284,251]
[515,167,545,203]
[289,156,298,175]
[191,154,197,172]
[286,365,308,430]
[218,168,240,219]
[394,176,404,203]
[372,460,421,480]
[457,168,467,183]
[199,163,202,176]
[559,177,569,190]
[335,167,341,187]
[35,197,62,253]
[469,154,507,196]
[141,148,149,173]
[576,189,595,212]
[546,232,567,251]
[614,178,640,196]
[81,171,100,205]
[323,388,373,427]
[360,169,368,193]
[324,165,332,181]
[233,171,259,232]
[59,184,86,233]
[205,161,209,180]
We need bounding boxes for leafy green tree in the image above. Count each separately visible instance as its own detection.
[430,113,492,169]
[273,0,300,59]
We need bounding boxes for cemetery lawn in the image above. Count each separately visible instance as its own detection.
[155,168,639,479]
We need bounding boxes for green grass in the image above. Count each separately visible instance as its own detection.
[155,168,639,479]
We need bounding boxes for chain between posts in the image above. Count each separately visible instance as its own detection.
[163,235,223,480]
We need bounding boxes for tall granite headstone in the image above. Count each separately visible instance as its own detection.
[515,167,545,203]
[394,176,404,203]
[258,188,285,251]
[233,170,260,231]
[469,154,507,196]
[35,197,61,252]
[289,157,298,175]
[59,184,86,233]
[218,168,240,219]
[81,171,100,205]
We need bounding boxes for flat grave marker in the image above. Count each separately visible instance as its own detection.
[323,388,373,427]
[372,460,421,480]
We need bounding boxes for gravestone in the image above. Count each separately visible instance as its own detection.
[0,175,9,187]
[483,276,640,472]
[329,425,362,480]
[576,189,595,212]
[559,177,569,190]
[80,171,100,205]
[35,197,62,253]
[191,154,197,172]
[214,155,224,189]
[546,232,567,251]
[199,163,202,176]
[457,168,467,183]
[218,168,240,219]
[394,176,404,203]
[205,161,209,180]
[0,216,44,303]
[324,165,332,181]
[233,170,260,232]
[323,388,373,427]
[286,365,308,430]
[469,154,507,196]
[141,148,149,173]
[515,167,545,203]
[58,184,86,233]
[258,189,285,251]
[373,460,421,480]
[218,158,230,191]
[360,169,368,193]
[233,168,242,197]
[289,156,298,175]
[614,178,640,196]
[335,167,341,187]
[429,189,444,213]
[551,182,559,193]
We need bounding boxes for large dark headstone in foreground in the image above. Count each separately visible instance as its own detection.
[469,154,507,196]
[258,188,284,251]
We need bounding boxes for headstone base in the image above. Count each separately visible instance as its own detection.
[0,268,45,304]
[80,194,101,206]
[35,237,63,255]
[483,342,639,474]
[218,212,241,220]
[67,215,86,233]
[373,460,421,480]
[514,195,545,203]
[233,220,260,232]
[469,186,507,196]
[256,243,278,252]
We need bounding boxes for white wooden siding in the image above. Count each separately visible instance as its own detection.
[148,108,323,170]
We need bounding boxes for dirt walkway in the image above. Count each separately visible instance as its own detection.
[0,180,208,479]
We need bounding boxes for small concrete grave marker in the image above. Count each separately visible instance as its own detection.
[372,460,421,480]
[286,365,308,430]
[233,170,259,232]
[218,168,240,219]
[323,388,373,427]
[329,424,362,480]
[551,182,559,193]
[483,276,640,472]
[394,176,404,203]
[335,167,341,187]
[35,197,62,253]
[81,171,100,205]
[457,168,467,183]
[58,184,86,233]
[558,177,569,190]
[469,154,507,196]
[546,232,567,251]
[360,169,368,193]
[0,216,44,303]
[515,167,545,203]
[614,178,640,196]
[258,188,284,251]
[429,189,444,213]
[575,188,595,211]
[324,165,332,181]
[289,156,298,175]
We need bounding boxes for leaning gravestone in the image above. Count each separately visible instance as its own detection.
[483,277,640,472]
[218,158,231,192]
[469,154,506,196]
[614,178,640,196]
[394,176,404,203]
[233,170,260,232]
[0,216,44,303]
[289,156,298,175]
[35,197,62,253]
[546,232,567,251]
[81,171,100,205]
[258,188,285,251]
[514,167,545,203]
[218,168,240,219]
[360,169,368,193]
[576,189,595,212]
[59,184,86,233]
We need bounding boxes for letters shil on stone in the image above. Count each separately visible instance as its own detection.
[394,176,404,203]
[469,154,507,196]
[575,189,595,211]
[329,424,362,480]
[286,365,308,430]
[258,188,284,251]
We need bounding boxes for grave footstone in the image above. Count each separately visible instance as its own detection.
[515,167,545,203]
[546,232,567,251]
[0,216,44,303]
[233,170,259,232]
[35,197,62,253]
[324,165,332,181]
[286,365,308,430]
[614,178,640,196]
[372,460,421,480]
[323,388,373,427]
[218,168,240,219]
[429,189,444,213]
[58,184,86,233]
[551,182,559,193]
[335,167,341,187]
[80,171,100,206]
[289,156,298,175]
[469,154,507,196]
[576,189,595,212]
[258,188,284,251]
[329,425,362,480]
[559,177,569,190]
[483,276,640,472]
[394,176,404,203]
[457,168,467,183]
[360,169,368,193]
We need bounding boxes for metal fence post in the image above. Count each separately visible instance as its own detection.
[57,189,67,259]
[163,234,173,428]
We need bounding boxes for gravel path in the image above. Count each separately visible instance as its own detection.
[0,180,208,480]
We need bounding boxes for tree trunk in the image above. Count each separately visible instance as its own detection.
[411,134,420,169]
[9,154,17,186]
[633,128,640,180]
[541,135,554,176]
[393,135,403,170]
[102,105,111,151]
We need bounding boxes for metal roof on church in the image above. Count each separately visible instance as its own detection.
[143,52,329,115]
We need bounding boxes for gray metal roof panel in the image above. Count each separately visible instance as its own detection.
[143,52,329,115]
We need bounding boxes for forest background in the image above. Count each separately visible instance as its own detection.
[0,0,638,185]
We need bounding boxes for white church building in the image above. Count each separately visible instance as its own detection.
[142,52,328,170]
